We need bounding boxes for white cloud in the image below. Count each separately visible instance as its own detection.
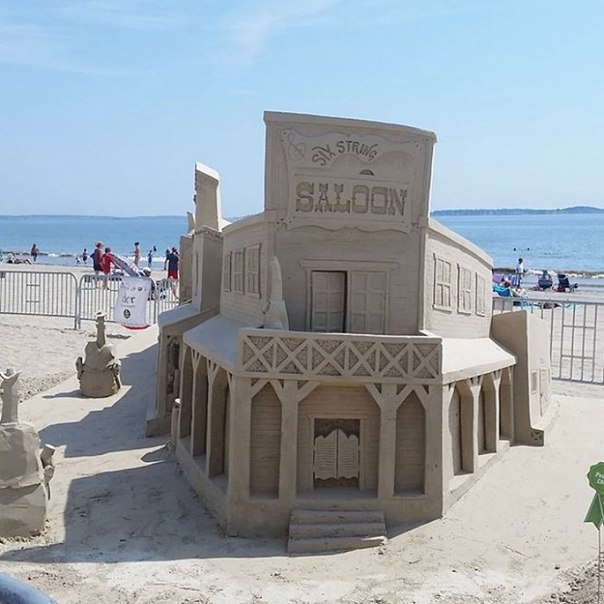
[219,0,341,63]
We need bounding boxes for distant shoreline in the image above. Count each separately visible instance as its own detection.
[432,205,604,216]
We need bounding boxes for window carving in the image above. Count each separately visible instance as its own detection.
[223,251,232,292]
[457,266,473,314]
[233,249,245,294]
[245,244,261,297]
[433,256,452,311]
[475,274,487,316]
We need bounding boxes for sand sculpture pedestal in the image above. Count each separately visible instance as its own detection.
[0,369,55,537]
[76,313,121,397]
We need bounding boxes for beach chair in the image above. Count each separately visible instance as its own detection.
[510,273,521,288]
[556,274,577,293]
[537,270,553,290]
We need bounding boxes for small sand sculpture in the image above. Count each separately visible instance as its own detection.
[0,369,55,537]
[76,312,121,397]
[263,256,289,330]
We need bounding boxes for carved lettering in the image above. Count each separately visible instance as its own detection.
[370,186,388,215]
[317,183,332,212]
[292,180,407,218]
[351,185,369,214]
[306,136,380,165]
[311,144,336,166]
[296,181,314,212]
[333,183,349,213]
[388,187,406,215]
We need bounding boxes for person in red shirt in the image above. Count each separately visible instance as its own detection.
[101,247,117,288]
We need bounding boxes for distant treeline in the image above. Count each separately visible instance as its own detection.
[431,206,604,216]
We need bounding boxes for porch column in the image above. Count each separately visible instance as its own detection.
[274,380,319,502]
[464,378,482,473]
[190,352,207,456]
[204,360,219,476]
[278,382,299,502]
[488,372,502,452]
[227,376,253,502]
[367,383,401,500]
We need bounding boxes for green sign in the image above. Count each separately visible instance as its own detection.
[585,462,604,528]
[588,462,604,495]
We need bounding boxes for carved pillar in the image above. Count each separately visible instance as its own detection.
[366,383,410,500]
[499,367,514,439]
[417,384,443,506]
[205,360,220,476]
[155,333,172,428]
[465,378,482,473]
[178,345,193,439]
[486,372,502,452]
[271,380,319,502]
[227,377,253,503]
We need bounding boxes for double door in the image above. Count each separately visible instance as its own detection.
[310,270,386,333]
[313,418,360,488]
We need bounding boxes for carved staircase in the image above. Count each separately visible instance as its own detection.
[287,509,387,554]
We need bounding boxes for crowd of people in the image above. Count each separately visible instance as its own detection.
[86,241,179,296]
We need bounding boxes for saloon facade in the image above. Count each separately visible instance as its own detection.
[149,112,551,543]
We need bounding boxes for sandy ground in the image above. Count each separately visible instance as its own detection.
[0,307,603,602]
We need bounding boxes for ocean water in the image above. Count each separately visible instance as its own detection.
[436,212,604,275]
[1,212,603,279]
[0,215,188,267]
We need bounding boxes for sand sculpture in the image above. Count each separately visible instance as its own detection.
[151,112,552,552]
[263,256,289,330]
[76,312,121,397]
[0,369,55,537]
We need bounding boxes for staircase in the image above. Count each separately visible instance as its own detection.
[287,509,387,554]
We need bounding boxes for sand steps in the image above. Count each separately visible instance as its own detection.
[287,509,386,554]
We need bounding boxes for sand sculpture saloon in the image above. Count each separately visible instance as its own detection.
[151,111,552,553]
[0,369,55,537]
[76,312,121,397]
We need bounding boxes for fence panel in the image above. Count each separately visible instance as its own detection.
[0,270,79,327]
[493,296,604,384]
[0,270,180,330]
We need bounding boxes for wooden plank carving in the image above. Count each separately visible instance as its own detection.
[313,430,337,479]
[337,431,359,478]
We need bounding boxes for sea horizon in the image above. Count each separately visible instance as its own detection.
[2,212,604,283]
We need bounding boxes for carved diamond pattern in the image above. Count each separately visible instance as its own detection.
[240,333,440,382]
[275,342,289,365]
[283,337,305,351]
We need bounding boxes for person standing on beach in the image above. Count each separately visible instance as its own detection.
[147,249,153,268]
[91,242,104,285]
[101,246,118,288]
[514,257,525,287]
[30,243,39,263]
[82,248,88,263]
[166,246,179,297]
[133,242,141,267]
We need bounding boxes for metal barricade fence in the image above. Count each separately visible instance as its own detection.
[493,296,604,384]
[0,270,79,327]
[0,270,179,330]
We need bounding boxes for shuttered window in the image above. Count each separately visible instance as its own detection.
[433,256,452,311]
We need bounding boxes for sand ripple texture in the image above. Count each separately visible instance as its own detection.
[0,315,131,402]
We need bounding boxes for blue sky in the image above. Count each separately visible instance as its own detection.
[1,0,603,217]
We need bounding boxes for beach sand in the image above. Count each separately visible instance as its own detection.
[0,267,602,603]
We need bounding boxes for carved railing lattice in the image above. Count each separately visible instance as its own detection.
[240,332,440,382]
